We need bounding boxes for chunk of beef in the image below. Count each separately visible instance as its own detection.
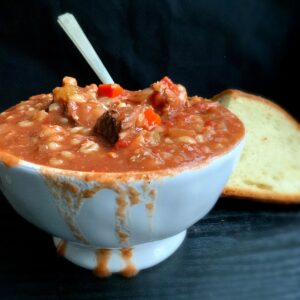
[94,104,145,145]
[150,77,189,116]
[94,111,121,145]
[52,76,105,127]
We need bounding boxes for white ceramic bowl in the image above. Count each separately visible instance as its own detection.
[0,138,244,277]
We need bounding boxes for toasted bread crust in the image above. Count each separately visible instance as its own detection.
[222,187,300,204]
[212,89,300,130]
[213,89,300,204]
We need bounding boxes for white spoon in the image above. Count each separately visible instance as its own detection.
[57,13,114,84]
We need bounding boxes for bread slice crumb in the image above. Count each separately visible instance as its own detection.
[212,89,300,204]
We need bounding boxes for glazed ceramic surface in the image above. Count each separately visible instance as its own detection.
[0,139,244,276]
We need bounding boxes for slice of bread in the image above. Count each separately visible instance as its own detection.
[212,89,300,204]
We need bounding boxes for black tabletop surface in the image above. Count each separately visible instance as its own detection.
[1,1,300,299]
[1,192,300,300]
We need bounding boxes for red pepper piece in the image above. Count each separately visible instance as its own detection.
[144,108,161,126]
[115,139,131,149]
[97,84,124,98]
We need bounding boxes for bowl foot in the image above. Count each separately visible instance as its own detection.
[53,230,186,277]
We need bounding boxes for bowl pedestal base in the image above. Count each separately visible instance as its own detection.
[53,230,186,277]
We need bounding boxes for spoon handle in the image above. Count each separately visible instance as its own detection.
[57,13,114,84]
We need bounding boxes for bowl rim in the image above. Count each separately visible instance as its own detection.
[0,135,245,182]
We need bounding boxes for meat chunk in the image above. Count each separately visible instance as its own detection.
[94,104,146,145]
[52,76,105,127]
[94,111,121,145]
[150,77,189,116]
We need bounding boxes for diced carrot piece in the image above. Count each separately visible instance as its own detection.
[97,84,124,98]
[144,108,161,126]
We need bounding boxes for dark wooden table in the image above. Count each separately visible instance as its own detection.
[1,192,300,300]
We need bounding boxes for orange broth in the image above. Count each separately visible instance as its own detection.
[0,77,244,172]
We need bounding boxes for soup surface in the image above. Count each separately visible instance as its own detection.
[0,77,244,172]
